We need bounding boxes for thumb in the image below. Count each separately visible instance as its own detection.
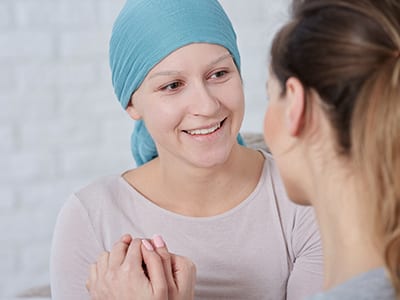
[171,254,196,298]
[141,240,168,297]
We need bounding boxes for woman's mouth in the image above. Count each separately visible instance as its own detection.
[184,118,226,136]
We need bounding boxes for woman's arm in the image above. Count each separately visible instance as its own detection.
[50,195,103,300]
[286,206,324,300]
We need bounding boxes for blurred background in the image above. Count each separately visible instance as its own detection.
[0,0,290,298]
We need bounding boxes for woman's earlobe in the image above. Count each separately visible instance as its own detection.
[285,77,306,136]
[126,101,142,120]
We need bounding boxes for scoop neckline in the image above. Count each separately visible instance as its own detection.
[118,150,270,221]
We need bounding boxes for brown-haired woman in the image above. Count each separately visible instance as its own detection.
[264,0,400,298]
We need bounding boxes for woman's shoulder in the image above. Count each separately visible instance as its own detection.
[308,268,396,300]
[75,175,123,198]
[56,175,138,236]
[256,149,318,230]
[63,175,127,214]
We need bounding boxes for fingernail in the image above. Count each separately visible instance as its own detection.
[152,235,165,248]
[142,239,154,251]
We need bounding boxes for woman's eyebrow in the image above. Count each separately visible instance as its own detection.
[207,53,232,67]
[149,70,181,79]
[149,53,232,80]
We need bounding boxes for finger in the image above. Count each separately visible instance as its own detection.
[152,235,176,290]
[172,255,196,299]
[96,251,110,277]
[119,233,133,245]
[141,239,168,296]
[171,254,197,287]
[122,238,144,271]
[109,239,131,269]
[86,263,97,292]
[85,279,90,292]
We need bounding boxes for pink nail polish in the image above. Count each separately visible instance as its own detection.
[152,235,165,248]
[142,239,154,251]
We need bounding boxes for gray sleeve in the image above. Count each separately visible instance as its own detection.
[286,206,324,300]
[50,195,103,300]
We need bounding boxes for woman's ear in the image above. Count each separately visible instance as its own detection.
[285,77,306,136]
[126,97,142,120]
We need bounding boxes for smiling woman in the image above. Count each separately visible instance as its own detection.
[49,0,324,299]
[127,44,244,169]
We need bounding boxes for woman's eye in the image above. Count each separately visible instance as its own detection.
[210,70,227,79]
[161,81,182,91]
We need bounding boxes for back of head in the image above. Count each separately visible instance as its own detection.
[271,0,400,294]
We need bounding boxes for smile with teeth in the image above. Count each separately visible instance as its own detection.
[185,121,223,136]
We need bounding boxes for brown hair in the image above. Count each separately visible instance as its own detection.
[270,0,400,295]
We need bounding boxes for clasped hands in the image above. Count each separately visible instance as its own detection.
[86,234,196,300]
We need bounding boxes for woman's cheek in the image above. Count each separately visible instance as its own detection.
[263,105,278,149]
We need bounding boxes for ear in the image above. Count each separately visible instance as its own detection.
[285,77,306,136]
[126,97,142,121]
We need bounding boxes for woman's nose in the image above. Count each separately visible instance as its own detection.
[188,83,221,116]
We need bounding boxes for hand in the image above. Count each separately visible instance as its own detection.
[151,235,196,300]
[86,234,197,300]
[86,234,168,300]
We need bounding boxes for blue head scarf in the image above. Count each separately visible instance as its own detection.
[110,0,245,166]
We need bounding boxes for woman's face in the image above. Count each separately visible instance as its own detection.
[129,43,244,168]
[264,71,309,205]
[264,72,286,158]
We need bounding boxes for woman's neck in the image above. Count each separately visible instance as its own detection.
[126,146,264,217]
[310,161,383,290]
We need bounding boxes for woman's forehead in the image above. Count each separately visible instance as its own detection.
[148,43,232,74]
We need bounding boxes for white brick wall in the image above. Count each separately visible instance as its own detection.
[0,0,290,298]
